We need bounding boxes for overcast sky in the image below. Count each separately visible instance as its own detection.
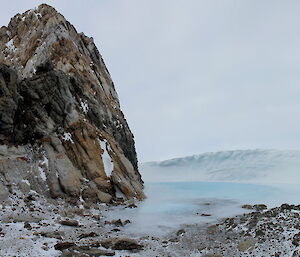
[2,1,300,162]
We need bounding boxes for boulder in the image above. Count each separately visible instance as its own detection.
[54,242,76,251]
[59,219,79,227]
[78,232,98,240]
[101,237,143,251]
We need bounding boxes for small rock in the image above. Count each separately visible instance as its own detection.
[292,232,300,246]
[78,248,115,257]
[242,204,267,211]
[101,237,143,251]
[111,219,123,227]
[126,203,137,208]
[42,246,49,251]
[41,231,65,240]
[255,229,265,237]
[169,238,179,243]
[123,219,131,225]
[253,204,267,211]
[83,202,92,209]
[54,242,76,251]
[281,203,292,211]
[75,245,90,250]
[92,214,101,220]
[59,219,79,227]
[24,222,32,230]
[24,195,36,202]
[176,229,185,236]
[79,232,98,239]
[242,204,253,210]
[293,250,300,257]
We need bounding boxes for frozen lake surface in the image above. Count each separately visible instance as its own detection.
[108,181,300,236]
[109,150,300,236]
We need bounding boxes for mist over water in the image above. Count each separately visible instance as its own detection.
[108,181,300,236]
[141,149,300,184]
[112,149,300,236]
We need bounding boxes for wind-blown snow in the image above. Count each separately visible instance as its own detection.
[140,149,300,184]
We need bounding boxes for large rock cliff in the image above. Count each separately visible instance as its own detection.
[0,4,144,204]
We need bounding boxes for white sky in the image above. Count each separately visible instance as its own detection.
[2,1,300,162]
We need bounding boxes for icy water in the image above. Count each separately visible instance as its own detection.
[108,181,300,236]
[146,181,300,208]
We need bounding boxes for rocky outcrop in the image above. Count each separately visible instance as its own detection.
[0,4,144,204]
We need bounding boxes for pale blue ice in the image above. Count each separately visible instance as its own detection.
[108,150,300,236]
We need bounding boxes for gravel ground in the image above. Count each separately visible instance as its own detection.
[1,191,300,257]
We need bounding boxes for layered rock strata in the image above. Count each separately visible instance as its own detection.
[0,4,144,204]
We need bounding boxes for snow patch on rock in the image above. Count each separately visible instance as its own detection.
[98,138,113,177]
[5,39,16,52]
[62,132,74,143]
[21,179,30,186]
[80,99,89,114]
[38,153,49,182]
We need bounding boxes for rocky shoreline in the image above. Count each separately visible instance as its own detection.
[153,203,300,257]
[1,190,300,257]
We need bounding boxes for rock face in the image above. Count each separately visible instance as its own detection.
[0,4,144,203]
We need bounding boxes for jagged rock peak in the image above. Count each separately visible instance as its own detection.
[0,4,119,103]
[0,5,144,204]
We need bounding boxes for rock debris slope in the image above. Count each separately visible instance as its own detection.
[0,4,144,204]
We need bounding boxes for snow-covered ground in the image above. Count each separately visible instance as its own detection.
[2,149,300,256]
